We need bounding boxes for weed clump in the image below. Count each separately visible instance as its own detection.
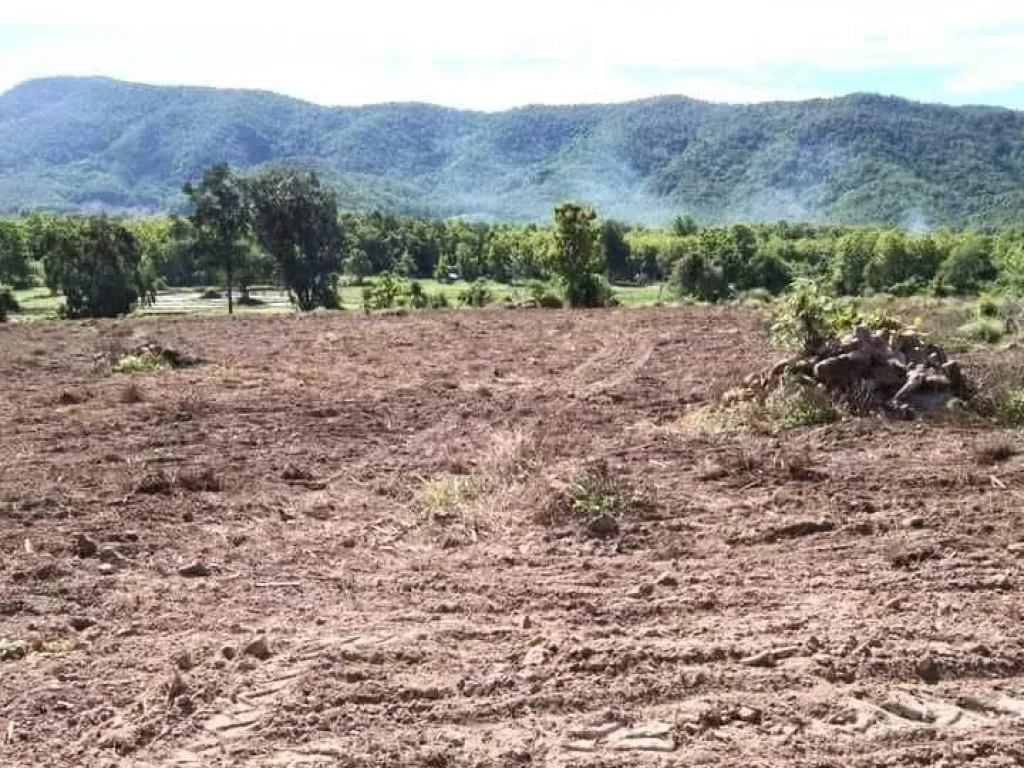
[958,317,1005,345]
[112,351,170,374]
[535,459,655,527]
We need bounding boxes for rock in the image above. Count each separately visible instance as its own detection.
[740,649,778,667]
[244,636,271,660]
[608,737,676,752]
[97,563,116,576]
[98,546,125,565]
[737,706,762,724]
[175,651,195,671]
[620,721,673,739]
[655,571,679,587]
[813,351,872,386]
[627,583,655,599]
[69,616,95,631]
[178,562,212,578]
[916,654,941,684]
[568,722,622,740]
[74,534,98,558]
[522,646,547,667]
[905,516,925,529]
[562,740,597,753]
[221,646,236,660]
[871,359,908,389]
[586,514,619,539]
[1007,542,1024,555]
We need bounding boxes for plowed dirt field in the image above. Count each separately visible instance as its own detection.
[2,307,1024,767]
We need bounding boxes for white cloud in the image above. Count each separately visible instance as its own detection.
[2,0,1024,108]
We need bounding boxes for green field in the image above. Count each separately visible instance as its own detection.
[10,280,673,321]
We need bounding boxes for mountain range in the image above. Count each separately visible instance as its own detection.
[2,76,1024,227]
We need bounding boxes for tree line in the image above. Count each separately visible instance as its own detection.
[3,161,1024,319]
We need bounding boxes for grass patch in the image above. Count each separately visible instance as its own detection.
[996,388,1024,426]
[416,474,479,522]
[957,317,1006,345]
[535,459,655,526]
[973,436,1017,466]
[765,380,840,429]
[111,352,170,374]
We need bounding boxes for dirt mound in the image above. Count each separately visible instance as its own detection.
[751,324,972,419]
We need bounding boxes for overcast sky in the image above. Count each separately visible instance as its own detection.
[2,0,1024,110]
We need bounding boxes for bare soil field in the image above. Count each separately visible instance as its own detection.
[2,307,1024,767]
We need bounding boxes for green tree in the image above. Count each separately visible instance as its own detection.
[0,220,33,289]
[41,216,148,318]
[939,234,996,293]
[600,219,632,282]
[671,214,699,237]
[550,202,610,308]
[182,163,251,314]
[247,168,343,311]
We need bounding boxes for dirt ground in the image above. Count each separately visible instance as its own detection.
[2,306,1024,768]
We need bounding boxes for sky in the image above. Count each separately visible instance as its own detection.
[2,0,1024,111]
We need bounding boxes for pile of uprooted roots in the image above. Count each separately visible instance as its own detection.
[746,324,973,419]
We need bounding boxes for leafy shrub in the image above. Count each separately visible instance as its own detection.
[405,281,429,309]
[525,279,564,308]
[199,288,223,300]
[0,285,19,322]
[361,272,403,312]
[958,317,1005,344]
[458,279,493,308]
[770,279,857,354]
[996,387,1024,426]
[736,287,773,305]
[977,292,1000,318]
[427,291,450,309]
[765,377,840,429]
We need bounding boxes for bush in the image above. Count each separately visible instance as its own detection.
[199,288,223,300]
[525,279,564,308]
[43,215,147,319]
[361,272,403,312]
[977,292,1000,318]
[997,387,1024,426]
[0,285,19,322]
[458,279,493,308]
[427,291,450,309]
[765,377,840,429]
[770,279,857,354]
[405,281,429,309]
[958,317,1005,344]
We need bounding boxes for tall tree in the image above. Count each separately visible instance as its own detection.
[550,202,608,308]
[247,168,343,311]
[0,219,32,288]
[41,216,147,318]
[182,163,250,314]
[599,219,632,283]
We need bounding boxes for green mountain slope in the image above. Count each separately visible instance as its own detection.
[2,76,1024,226]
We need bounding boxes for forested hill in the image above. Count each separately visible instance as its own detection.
[3,76,1024,227]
